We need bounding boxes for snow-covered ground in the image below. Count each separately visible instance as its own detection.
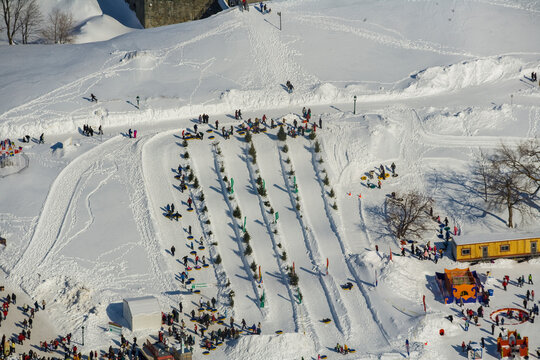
[1,0,540,359]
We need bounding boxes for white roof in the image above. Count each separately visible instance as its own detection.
[453,231,540,246]
[124,296,161,316]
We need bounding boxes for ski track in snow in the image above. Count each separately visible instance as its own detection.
[0,19,242,128]
[9,136,123,289]
[296,14,478,58]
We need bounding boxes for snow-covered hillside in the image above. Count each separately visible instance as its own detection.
[1,0,540,359]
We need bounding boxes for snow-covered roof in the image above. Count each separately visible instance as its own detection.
[453,232,540,246]
[123,296,161,316]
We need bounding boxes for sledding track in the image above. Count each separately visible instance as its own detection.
[190,139,263,322]
[288,137,390,350]
[10,135,177,301]
[220,138,296,333]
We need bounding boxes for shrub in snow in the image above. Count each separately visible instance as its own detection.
[278,126,287,141]
[244,244,253,256]
[233,206,241,218]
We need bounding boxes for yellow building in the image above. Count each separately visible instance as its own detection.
[452,232,539,262]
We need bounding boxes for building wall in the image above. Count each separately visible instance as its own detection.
[126,0,222,28]
[454,237,539,261]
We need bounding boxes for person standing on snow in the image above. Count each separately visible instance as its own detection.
[171,246,176,256]
[187,197,193,209]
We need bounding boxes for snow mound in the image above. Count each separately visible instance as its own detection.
[403,56,523,95]
[224,333,316,360]
[37,276,94,315]
[75,15,136,44]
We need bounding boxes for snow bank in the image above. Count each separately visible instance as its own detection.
[75,15,137,44]
[403,57,524,96]
[224,333,316,360]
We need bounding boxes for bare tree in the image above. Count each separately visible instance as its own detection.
[41,8,74,44]
[385,192,433,239]
[481,150,534,228]
[473,150,490,202]
[497,140,540,195]
[19,0,40,44]
[1,0,28,44]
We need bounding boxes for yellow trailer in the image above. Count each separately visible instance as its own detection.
[452,232,539,262]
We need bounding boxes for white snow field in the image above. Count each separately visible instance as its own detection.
[1,0,540,359]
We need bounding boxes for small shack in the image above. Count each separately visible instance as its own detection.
[123,296,161,331]
[435,268,481,304]
[452,232,539,262]
[497,330,528,359]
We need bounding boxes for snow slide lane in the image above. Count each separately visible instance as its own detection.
[289,137,387,351]
[221,139,296,333]
[190,140,262,322]
[254,135,345,349]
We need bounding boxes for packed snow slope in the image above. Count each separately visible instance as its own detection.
[1,0,540,136]
[1,0,540,359]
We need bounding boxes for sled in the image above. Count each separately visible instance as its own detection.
[385,173,390,178]
[187,208,194,212]
[218,315,226,320]
[341,283,354,290]
[261,128,267,132]
[218,320,224,325]
[275,330,283,334]
[392,173,398,177]
[189,277,195,281]
[190,318,197,322]
[320,356,327,359]
[349,349,356,353]
[238,131,246,136]
[321,318,332,324]
[369,184,377,189]
[193,289,201,294]
[187,268,193,272]
[208,136,215,140]
[195,266,202,270]
[216,342,223,346]
[190,251,197,255]
[210,308,217,312]
[206,129,213,133]
[174,175,181,180]
[186,280,191,285]
[444,226,450,231]
[198,307,205,311]
[198,246,205,250]
[202,351,210,355]
[203,264,210,268]
[361,176,367,180]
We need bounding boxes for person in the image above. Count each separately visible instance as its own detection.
[98,125,103,135]
[41,299,46,310]
[529,274,533,284]
[188,197,193,208]
[171,246,175,256]
[136,96,140,107]
[39,133,44,144]
[90,93,97,102]
[134,130,137,138]
[391,162,396,174]
[128,129,132,138]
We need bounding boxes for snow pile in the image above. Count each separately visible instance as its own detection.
[403,57,523,96]
[75,15,136,44]
[224,333,316,360]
